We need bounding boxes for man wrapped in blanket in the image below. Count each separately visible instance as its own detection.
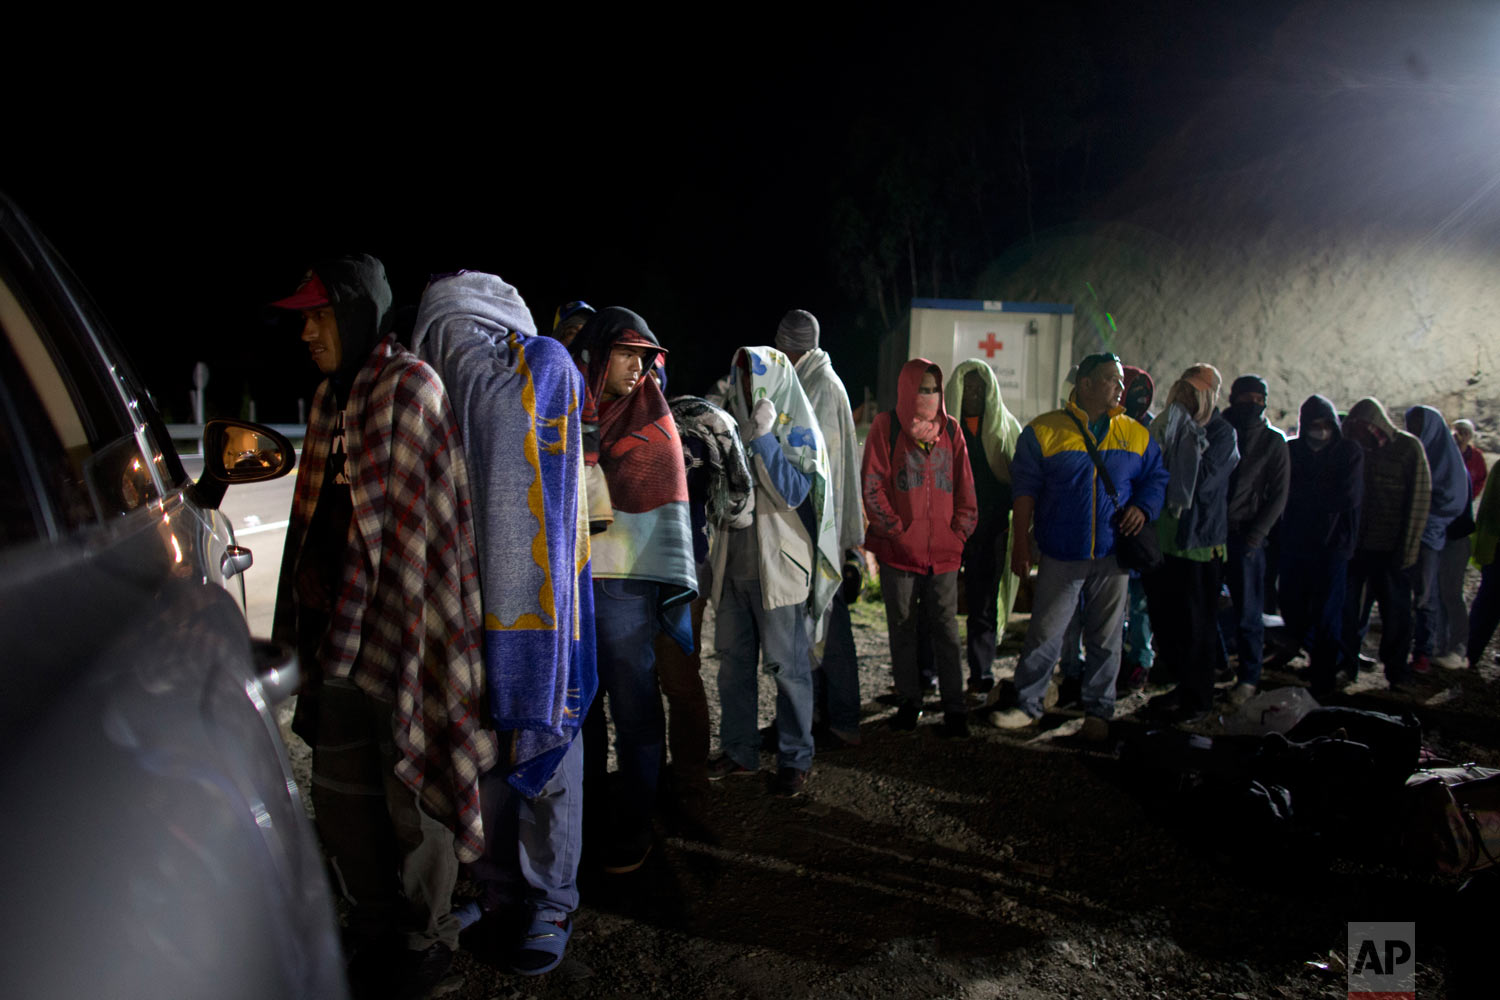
[776,310,866,749]
[570,308,698,875]
[271,256,493,998]
[411,271,594,976]
[707,346,840,797]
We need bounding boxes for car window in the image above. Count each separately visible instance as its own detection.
[0,256,159,536]
[41,241,188,490]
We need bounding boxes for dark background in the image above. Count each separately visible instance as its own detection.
[5,3,1298,422]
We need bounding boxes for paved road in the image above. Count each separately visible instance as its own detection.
[184,458,294,637]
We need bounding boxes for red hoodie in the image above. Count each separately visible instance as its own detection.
[862,358,978,573]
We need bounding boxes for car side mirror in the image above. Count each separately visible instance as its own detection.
[193,419,296,509]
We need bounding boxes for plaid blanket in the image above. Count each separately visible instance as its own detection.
[281,335,497,862]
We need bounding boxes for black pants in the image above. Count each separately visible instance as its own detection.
[962,517,1008,685]
[1143,554,1224,712]
[1469,561,1500,668]
[1343,549,1413,684]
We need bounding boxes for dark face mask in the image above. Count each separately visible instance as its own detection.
[1225,401,1265,435]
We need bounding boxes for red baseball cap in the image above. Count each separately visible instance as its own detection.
[269,271,331,310]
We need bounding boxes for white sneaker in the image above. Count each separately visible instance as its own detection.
[1434,651,1466,671]
[1227,682,1257,706]
[988,708,1039,730]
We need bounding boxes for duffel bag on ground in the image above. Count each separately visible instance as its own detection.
[1401,765,1500,874]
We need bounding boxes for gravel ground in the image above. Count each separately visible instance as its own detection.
[281,567,1500,999]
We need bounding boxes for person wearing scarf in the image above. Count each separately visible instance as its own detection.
[863,359,979,738]
[709,346,840,797]
[945,360,1022,699]
[569,307,697,875]
[1219,374,1290,704]
[1405,405,1473,672]
[410,271,594,975]
[777,309,865,749]
[270,255,491,994]
[1143,364,1240,724]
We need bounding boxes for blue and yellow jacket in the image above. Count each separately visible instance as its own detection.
[1012,398,1169,561]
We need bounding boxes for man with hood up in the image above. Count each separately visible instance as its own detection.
[989,353,1168,741]
[569,307,697,874]
[271,256,493,997]
[1219,374,1290,704]
[1142,364,1240,725]
[1404,405,1472,673]
[1342,397,1431,688]
[863,359,978,738]
[410,271,593,976]
[550,300,594,348]
[945,360,1022,698]
[1279,395,1364,695]
[710,346,839,797]
[777,309,865,747]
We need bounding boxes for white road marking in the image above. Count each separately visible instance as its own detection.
[237,519,291,537]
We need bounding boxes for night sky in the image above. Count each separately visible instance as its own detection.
[6,2,1299,423]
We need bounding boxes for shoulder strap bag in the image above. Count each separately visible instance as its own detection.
[1064,411,1163,573]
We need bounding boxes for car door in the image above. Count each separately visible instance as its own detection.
[0,200,346,1000]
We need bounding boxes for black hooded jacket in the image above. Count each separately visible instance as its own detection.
[1283,394,1363,559]
[294,254,393,641]
[310,253,393,401]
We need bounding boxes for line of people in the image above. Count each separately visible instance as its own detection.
[268,254,1494,999]
[270,258,869,997]
[976,354,1493,739]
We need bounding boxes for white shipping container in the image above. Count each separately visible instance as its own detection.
[903,299,1075,424]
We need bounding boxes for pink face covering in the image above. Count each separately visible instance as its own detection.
[908,391,941,443]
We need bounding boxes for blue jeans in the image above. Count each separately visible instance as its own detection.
[1012,554,1129,719]
[816,589,861,735]
[1223,535,1267,687]
[1437,536,1471,657]
[590,578,665,848]
[472,735,582,923]
[716,576,814,771]
[1411,542,1442,658]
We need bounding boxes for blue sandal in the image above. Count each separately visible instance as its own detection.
[510,912,571,976]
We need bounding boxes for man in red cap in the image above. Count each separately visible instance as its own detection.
[271,255,494,999]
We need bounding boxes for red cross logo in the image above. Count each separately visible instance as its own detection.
[978,332,1003,357]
